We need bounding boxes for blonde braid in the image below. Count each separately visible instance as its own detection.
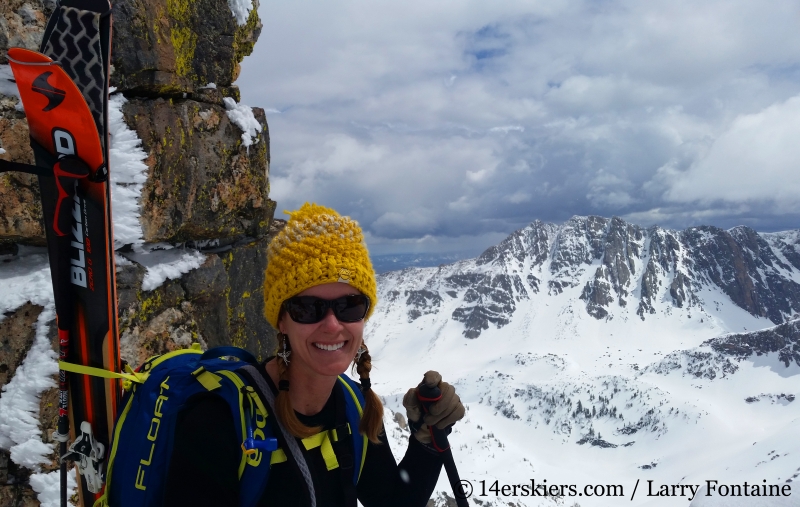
[355,343,384,443]
[275,334,321,438]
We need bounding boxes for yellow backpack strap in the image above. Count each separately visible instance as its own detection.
[301,430,339,471]
[244,385,269,418]
[269,448,287,465]
[215,370,249,479]
[191,367,223,391]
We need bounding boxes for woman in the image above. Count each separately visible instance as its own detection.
[165,203,465,506]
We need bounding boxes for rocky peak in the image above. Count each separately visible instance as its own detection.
[476,220,554,269]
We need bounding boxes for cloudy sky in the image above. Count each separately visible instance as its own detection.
[237,0,800,257]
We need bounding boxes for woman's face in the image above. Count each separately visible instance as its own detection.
[278,282,365,380]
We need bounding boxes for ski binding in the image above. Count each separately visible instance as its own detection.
[63,421,106,493]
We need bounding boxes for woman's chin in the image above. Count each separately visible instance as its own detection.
[307,345,354,376]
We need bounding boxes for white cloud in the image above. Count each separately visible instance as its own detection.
[504,191,531,204]
[490,125,525,133]
[545,75,673,114]
[371,209,438,238]
[448,196,472,211]
[466,168,492,183]
[664,95,800,213]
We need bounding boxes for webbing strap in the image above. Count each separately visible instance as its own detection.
[192,368,222,391]
[58,361,146,384]
[270,448,287,465]
[330,423,351,442]
[244,386,268,418]
[301,431,338,471]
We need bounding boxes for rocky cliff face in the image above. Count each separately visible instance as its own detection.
[0,1,275,504]
[378,217,800,339]
[111,0,260,95]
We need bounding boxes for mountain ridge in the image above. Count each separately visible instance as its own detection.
[376,215,800,339]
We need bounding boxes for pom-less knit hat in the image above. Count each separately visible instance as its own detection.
[263,203,377,329]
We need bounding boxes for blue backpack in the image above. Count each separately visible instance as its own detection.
[79,345,367,507]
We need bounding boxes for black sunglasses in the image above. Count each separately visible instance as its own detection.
[282,295,371,324]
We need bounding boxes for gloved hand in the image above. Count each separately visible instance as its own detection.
[402,371,465,445]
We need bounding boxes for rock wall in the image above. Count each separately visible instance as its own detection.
[0,1,277,504]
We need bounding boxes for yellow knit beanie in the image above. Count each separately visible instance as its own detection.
[263,203,378,329]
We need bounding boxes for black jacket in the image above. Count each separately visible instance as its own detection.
[164,365,442,507]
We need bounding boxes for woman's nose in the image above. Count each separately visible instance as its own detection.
[319,308,344,330]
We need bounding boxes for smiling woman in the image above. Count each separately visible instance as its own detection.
[163,203,466,507]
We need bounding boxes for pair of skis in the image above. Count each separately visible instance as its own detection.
[2,1,119,505]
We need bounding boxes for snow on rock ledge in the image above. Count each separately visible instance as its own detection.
[228,0,255,26]
[124,246,208,292]
[224,97,262,148]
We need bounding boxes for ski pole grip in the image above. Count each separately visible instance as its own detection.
[417,382,469,506]
[416,382,451,452]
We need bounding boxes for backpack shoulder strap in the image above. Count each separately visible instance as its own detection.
[336,374,368,484]
[239,364,317,507]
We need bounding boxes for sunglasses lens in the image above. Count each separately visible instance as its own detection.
[284,295,370,324]
[285,297,325,324]
[334,295,370,322]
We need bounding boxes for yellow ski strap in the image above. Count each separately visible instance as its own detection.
[59,346,205,389]
[58,361,147,385]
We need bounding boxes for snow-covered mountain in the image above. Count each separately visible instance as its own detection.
[366,216,800,507]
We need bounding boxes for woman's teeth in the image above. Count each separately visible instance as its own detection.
[314,342,345,351]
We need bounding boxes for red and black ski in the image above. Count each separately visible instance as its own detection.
[5,1,119,505]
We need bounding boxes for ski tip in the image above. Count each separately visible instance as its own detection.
[7,48,57,66]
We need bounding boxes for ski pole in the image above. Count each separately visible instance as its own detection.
[417,383,470,507]
[54,327,71,507]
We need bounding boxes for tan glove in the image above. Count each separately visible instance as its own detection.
[402,371,465,445]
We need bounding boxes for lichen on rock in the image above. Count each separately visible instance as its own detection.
[112,0,262,94]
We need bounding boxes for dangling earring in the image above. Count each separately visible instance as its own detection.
[355,345,367,363]
[277,332,291,365]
